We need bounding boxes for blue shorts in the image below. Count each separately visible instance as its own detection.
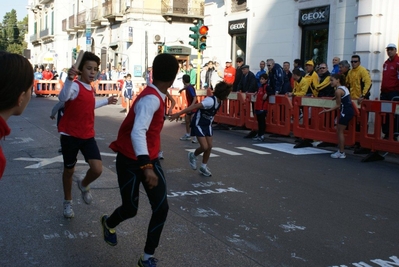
[338,111,354,126]
[124,89,132,100]
[191,124,213,137]
[60,135,101,169]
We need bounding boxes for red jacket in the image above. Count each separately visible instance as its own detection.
[58,80,96,139]
[381,54,399,93]
[109,86,164,160]
[254,84,268,111]
[224,66,236,85]
[0,116,11,179]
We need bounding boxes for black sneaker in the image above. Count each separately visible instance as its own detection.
[137,256,158,267]
[101,215,117,246]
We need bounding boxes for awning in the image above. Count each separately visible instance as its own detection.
[109,42,118,49]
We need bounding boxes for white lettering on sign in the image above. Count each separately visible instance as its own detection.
[301,11,325,21]
[230,22,245,31]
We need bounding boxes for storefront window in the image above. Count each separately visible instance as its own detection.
[233,34,246,62]
[301,25,328,68]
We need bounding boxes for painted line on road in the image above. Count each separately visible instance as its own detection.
[253,143,330,155]
[235,147,271,154]
[212,147,243,156]
[185,149,219,157]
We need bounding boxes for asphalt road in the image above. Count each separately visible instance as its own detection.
[1,96,399,267]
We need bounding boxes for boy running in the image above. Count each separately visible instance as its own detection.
[178,74,198,143]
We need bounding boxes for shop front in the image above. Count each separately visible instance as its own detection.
[228,19,247,63]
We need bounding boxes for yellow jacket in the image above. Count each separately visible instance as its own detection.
[346,66,371,99]
[303,71,319,97]
[293,77,310,97]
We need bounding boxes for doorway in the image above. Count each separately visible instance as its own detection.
[301,24,329,68]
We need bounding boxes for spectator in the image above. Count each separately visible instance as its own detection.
[303,60,319,97]
[223,59,236,85]
[380,43,399,140]
[255,60,267,88]
[205,61,217,90]
[233,57,244,92]
[287,68,310,97]
[293,59,306,77]
[338,60,350,79]
[316,63,334,97]
[282,61,293,94]
[238,65,258,93]
[331,57,340,74]
[42,66,54,90]
[200,63,208,89]
[266,59,284,94]
[252,73,270,142]
[34,67,43,92]
[346,55,372,100]
[185,63,197,86]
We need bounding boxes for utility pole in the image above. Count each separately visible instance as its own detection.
[83,0,92,52]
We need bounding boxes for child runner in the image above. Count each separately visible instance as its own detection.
[178,74,198,143]
[253,73,270,142]
[0,52,33,179]
[319,73,354,159]
[58,52,117,218]
[122,73,135,115]
[170,81,232,177]
[101,53,179,267]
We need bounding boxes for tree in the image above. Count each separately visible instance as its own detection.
[0,9,28,55]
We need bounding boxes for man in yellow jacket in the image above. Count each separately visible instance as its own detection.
[346,55,371,100]
[303,60,319,97]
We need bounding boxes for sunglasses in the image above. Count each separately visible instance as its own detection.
[351,60,359,63]
[267,65,271,67]
[319,67,326,69]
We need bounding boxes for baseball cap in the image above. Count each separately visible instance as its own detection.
[386,43,397,49]
[241,65,249,69]
[226,59,232,63]
[305,60,314,66]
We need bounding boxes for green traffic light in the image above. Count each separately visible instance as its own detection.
[189,25,200,49]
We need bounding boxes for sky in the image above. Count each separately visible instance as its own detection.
[2,0,29,22]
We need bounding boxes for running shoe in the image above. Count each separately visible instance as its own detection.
[78,179,93,204]
[137,256,158,267]
[158,151,164,160]
[330,151,346,159]
[63,200,74,218]
[191,137,198,143]
[199,166,212,177]
[101,214,117,246]
[188,152,197,170]
[180,135,191,141]
[252,136,264,142]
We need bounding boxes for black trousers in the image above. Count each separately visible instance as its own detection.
[107,153,169,255]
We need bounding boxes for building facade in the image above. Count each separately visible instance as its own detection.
[203,0,399,99]
[27,0,204,81]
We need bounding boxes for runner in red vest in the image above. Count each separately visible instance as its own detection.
[101,53,179,267]
[58,52,117,218]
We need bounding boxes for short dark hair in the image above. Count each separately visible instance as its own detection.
[213,81,232,100]
[78,52,100,71]
[126,74,131,78]
[236,57,244,63]
[152,54,179,82]
[331,73,346,86]
[292,69,302,76]
[182,74,190,84]
[0,52,34,111]
[260,73,268,80]
[351,55,361,62]
[294,59,302,65]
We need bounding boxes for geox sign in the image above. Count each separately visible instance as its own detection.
[228,19,247,34]
[299,6,330,26]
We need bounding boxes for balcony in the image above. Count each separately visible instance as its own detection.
[68,15,76,30]
[62,18,76,33]
[102,0,123,22]
[161,0,204,23]
[77,10,87,29]
[40,28,54,43]
[91,6,109,26]
[30,33,40,45]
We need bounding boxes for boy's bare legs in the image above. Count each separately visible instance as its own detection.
[62,167,75,200]
[195,136,213,164]
[81,159,103,187]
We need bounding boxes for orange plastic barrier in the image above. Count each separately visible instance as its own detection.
[95,80,120,96]
[34,80,63,96]
[359,100,399,153]
[244,94,293,135]
[213,92,246,127]
[292,96,360,145]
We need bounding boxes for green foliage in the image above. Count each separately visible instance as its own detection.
[0,9,28,55]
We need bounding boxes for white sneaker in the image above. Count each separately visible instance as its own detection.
[78,179,93,204]
[331,151,346,159]
[180,135,191,141]
[188,152,197,170]
[63,200,74,218]
[199,166,212,177]
[158,151,164,159]
[191,137,198,143]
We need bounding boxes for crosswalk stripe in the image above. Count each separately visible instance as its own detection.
[235,147,271,154]
[212,147,243,156]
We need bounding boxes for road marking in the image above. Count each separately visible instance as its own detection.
[185,149,219,157]
[254,143,330,155]
[9,137,34,144]
[212,147,242,155]
[235,147,271,154]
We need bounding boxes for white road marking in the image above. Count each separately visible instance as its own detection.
[235,147,271,154]
[212,147,242,155]
[185,149,219,157]
[254,143,330,155]
[9,137,34,144]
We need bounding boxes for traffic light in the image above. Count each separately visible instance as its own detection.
[189,24,200,49]
[198,25,208,51]
[157,45,164,54]
[72,48,77,60]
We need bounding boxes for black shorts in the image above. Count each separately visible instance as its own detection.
[60,135,102,169]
